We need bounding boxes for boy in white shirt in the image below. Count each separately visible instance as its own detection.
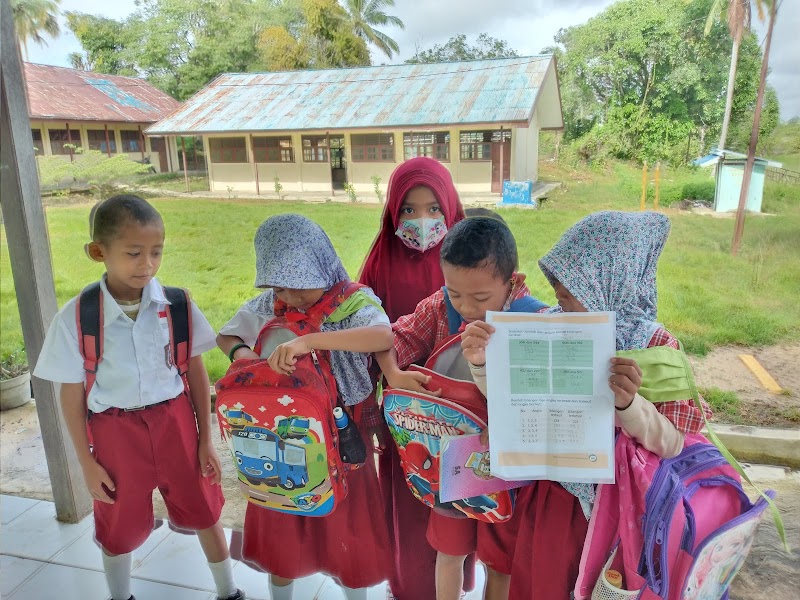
[34,195,244,600]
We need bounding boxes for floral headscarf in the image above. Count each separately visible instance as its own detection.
[539,211,671,351]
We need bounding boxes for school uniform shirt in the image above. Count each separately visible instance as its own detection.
[34,277,216,413]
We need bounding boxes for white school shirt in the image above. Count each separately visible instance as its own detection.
[34,277,217,413]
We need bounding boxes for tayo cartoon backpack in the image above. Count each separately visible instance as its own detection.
[382,290,547,524]
[575,433,777,600]
[215,281,373,517]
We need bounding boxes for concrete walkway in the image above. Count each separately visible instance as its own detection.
[0,494,488,599]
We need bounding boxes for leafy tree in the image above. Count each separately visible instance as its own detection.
[406,33,519,64]
[552,0,774,164]
[341,0,404,59]
[11,0,60,60]
[65,12,136,74]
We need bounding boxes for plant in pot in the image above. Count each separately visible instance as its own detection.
[0,350,31,410]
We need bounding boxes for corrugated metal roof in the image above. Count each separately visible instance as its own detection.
[693,148,782,169]
[147,56,557,135]
[25,63,180,124]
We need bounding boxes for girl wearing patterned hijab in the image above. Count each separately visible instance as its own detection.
[507,211,712,600]
[217,214,393,600]
[358,158,473,600]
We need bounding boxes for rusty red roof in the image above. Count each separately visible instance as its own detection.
[25,63,180,124]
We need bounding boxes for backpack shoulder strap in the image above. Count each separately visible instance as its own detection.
[163,286,192,378]
[442,287,463,336]
[508,295,548,313]
[76,282,104,399]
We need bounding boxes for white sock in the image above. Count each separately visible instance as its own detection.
[208,557,238,598]
[270,580,294,600]
[102,551,132,600]
[342,586,368,600]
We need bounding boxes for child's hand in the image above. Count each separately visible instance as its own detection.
[609,357,642,409]
[386,369,441,397]
[479,428,489,447]
[268,338,312,375]
[82,458,116,504]
[199,439,222,485]
[461,321,495,366]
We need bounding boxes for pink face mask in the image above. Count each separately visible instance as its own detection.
[395,217,448,252]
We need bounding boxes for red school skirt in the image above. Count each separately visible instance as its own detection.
[241,413,391,588]
[509,481,589,599]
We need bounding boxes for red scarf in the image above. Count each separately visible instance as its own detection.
[358,157,465,322]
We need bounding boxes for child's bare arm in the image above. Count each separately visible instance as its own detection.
[216,333,259,361]
[186,355,222,484]
[60,382,115,503]
[268,325,393,375]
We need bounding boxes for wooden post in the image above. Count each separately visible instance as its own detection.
[499,127,505,194]
[327,131,334,196]
[249,134,260,195]
[654,162,661,210]
[65,121,74,162]
[138,124,145,161]
[0,0,93,522]
[180,136,190,193]
[640,162,648,210]
[103,124,112,157]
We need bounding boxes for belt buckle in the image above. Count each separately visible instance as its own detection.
[124,405,147,412]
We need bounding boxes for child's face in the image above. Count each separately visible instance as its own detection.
[273,287,326,311]
[554,281,587,312]
[399,186,442,223]
[89,221,164,300]
[442,262,511,322]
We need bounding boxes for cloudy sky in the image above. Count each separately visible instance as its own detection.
[25,0,799,119]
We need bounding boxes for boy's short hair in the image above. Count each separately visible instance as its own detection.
[90,195,163,243]
[440,216,518,281]
[464,207,506,224]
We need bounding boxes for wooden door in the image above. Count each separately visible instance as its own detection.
[491,140,511,193]
[150,137,169,172]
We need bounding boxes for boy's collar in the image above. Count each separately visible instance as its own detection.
[99,276,167,327]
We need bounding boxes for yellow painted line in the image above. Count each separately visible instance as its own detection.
[738,354,783,394]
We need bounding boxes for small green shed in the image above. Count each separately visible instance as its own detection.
[693,149,782,213]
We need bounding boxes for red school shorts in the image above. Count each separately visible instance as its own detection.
[426,507,520,575]
[88,394,224,555]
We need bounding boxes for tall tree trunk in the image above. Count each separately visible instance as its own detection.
[731,1,776,256]
[718,37,740,150]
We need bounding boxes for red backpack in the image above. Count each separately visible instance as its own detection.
[76,282,192,400]
[215,281,369,517]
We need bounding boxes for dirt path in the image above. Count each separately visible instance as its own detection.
[690,344,800,428]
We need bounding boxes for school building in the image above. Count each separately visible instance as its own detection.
[146,56,563,195]
[25,63,181,173]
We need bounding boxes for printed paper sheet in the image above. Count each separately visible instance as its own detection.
[485,311,616,483]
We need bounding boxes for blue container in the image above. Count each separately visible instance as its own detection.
[500,180,534,206]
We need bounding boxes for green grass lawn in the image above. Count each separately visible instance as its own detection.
[2,161,799,382]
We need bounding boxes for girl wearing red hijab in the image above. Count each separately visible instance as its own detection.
[359,157,466,600]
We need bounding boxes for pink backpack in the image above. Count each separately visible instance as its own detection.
[575,433,776,600]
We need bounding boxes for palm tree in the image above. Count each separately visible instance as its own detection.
[731,0,777,255]
[705,0,751,151]
[11,0,61,61]
[341,0,404,59]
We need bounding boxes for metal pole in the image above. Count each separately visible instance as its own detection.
[327,131,334,196]
[138,124,145,161]
[654,162,660,210]
[249,134,260,195]
[640,161,648,210]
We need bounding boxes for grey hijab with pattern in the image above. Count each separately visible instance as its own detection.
[539,211,671,351]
